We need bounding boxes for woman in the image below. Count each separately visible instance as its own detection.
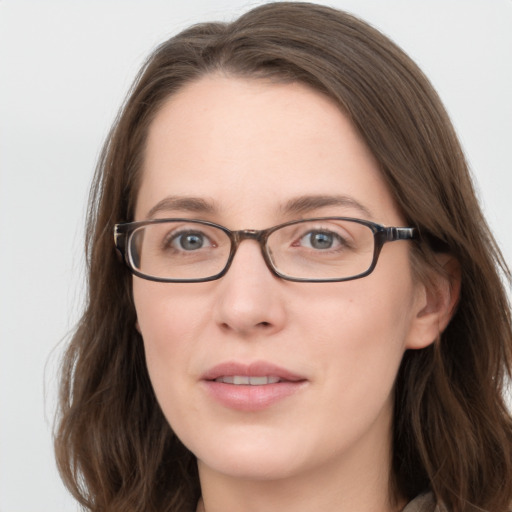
[54,3,512,511]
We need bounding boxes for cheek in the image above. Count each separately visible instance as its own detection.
[295,268,418,394]
[134,279,209,339]
[133,283,215,438]
[298,275,414,346]
[132,281,207,396]
[292,283,414,441]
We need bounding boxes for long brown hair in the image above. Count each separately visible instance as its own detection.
[55,3,512,511]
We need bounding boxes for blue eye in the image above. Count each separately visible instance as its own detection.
[171,231,212,251]
[300,230,342,250]
[306,231,334,249]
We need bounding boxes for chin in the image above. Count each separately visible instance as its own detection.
[199,449,307,482]
[185,426,313,481]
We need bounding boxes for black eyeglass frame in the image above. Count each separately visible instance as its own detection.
[114,217,418,283]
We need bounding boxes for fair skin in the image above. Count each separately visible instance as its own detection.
[133,75,453,512]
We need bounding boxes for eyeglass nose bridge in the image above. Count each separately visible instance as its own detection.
[224,228,277,276]
[230,228,270,252]
[232,228,266,243]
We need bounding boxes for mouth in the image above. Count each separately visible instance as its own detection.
[214,375,282,385]
[201,361,307,411]
[202,361,305,384]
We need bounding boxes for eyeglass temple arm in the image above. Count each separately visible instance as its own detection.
[113,225,127,261]
[387,227,417,241]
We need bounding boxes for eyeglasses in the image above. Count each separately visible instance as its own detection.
[114,217,417,283]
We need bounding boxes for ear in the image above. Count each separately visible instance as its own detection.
[406,255,461,350]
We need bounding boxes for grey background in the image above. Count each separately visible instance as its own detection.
[1,1,511,510]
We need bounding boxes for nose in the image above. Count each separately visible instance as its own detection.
[213,240,287,337]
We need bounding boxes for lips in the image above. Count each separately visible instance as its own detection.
[201,361,307,411]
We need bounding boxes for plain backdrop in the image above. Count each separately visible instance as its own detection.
[1,1,511,510]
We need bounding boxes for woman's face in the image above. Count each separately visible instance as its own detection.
[133,75,426,484]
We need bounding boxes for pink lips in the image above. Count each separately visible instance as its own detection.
[201,361,307,411]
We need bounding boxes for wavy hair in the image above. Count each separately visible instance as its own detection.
[55,3,512,511]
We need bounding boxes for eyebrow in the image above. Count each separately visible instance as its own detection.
[145,193,373,221]
[281,194,374,219]
[146,196,216,218]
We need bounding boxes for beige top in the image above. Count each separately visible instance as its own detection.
[402,492,441,512]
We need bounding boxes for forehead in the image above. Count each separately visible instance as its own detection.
[136,74,402,226]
